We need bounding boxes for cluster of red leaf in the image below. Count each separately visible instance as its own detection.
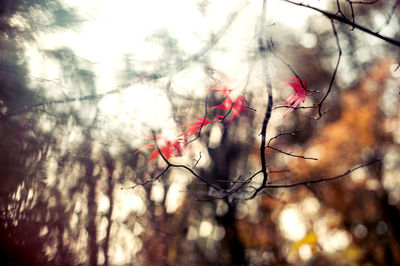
[135,77,310,162]
[135,85,248,162]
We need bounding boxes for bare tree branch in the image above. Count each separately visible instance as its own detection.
[259,0,273,187]
[283,0,400,47]
[245,158,379,199]
[264,158,379,189]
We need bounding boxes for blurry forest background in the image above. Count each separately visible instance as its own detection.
[1,0,400,265]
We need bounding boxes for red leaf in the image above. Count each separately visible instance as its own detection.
[179,115,223,137]
[134,136,186,163]
[282,78,308,118]
[211,86,246,126]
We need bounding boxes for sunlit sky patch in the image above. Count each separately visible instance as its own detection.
[27,0,332,136]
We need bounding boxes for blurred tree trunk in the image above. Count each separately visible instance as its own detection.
[218,202,246,265]
[83,142,98,266]
[103,158,114,266]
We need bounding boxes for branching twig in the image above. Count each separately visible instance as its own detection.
[316,21,342,119]
[123,167,169,190]
[283,0,400,47]
[246,158,379,199]
[267,130,298,146]
[265,130,318,160]
[151,132,221,191]
[264,158,379,189]
[200,170,263,200]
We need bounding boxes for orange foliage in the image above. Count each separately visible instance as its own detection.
[293,60,393,178]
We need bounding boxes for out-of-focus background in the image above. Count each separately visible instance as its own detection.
[1,0,399,265]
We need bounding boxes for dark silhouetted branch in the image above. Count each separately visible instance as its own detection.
[264,158,379,189]
[316,21,342,119]
[284,0,400,47]
[259,0,273,187]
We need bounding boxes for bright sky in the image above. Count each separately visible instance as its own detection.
[29,0,330,133]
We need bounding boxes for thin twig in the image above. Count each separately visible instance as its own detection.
[267,130,298,146]
[122,166,170,190]
[347,0,378,4]
[264,158,379,189]
[151,131,221,191]
[265,130,318,160]
[316,21,342,119]
[376,0,400,33]
[266,145,318,160]
[192,152,202,168]
[273,104,318,111]
[245,158,379,199]
[262,191,287,204]
[186,96,209,145]
[269,44,311,92]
